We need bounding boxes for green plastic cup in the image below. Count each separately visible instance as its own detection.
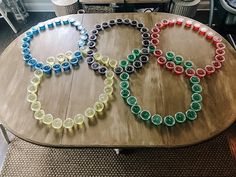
[131,105,142,116]
[175,112,186,123]
[186,109,197,120]
[190,101,202,112]
[140,110,151,121]
[190,76,200,85]
[184,60,193,69]
[120,72,129,81]
[191,93,202,103]
[120,81,129,90]
[119,60,129,68]
[174,55,184,65]
[192,84,202,93]
[127,54,136,63]
[164,115,176,127]
[166,51,175,61]
[126,96,137,106]
[151,114,163,126]
[132,49,141,57]
[120,89,130,99]
[148,45,156,54]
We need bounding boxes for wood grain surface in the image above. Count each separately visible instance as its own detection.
[0,13,236,148]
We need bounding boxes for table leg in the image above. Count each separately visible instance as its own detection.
[0,123,11,144]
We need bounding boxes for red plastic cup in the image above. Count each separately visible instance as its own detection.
[199,27,207,36]
[206,32,214,40]
[165,61,175,71]
[161,19,169,27]
[213,36,222,45]
[215,55,225,63]
[174,65,184,75]
[151,27,160,34]
[151,33,160,39]
[154,49,163,58]
[185,20,193,28]
[216,42,226,50]
[216,49,225,56]
[185,68,195,78]
[193,23,201,31]
[169,19,176,27]
[212,60,222,69]
[196,68,206,78]
[155,22,164,29]
[176,18,184,26]
[205,65,215,75]
[157,56,167,66]
[151,38,159,46]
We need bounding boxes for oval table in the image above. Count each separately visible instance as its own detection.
[0,13,236,148]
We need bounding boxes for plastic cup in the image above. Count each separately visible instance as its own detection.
[140,110,151,121]
[151,33,159,39]
[132,49,141,57]
[99,93,109,104]
[176,18,184,25]
[34,110,45,120]
[109,59,118,68]
[104,78,114,86]
[27,84,38,93]
[165,61,175,71]
[141,48,149,55]
[192,84,202,93]
[94,101,104,112]
[42,65,52,75]
[174,55,184,65]
[91,62,100,71]
[53,64,62,74]
[126,96,137,106]
[131,105,142,116]
[63,118,74,129]
[174,65,184,75]
[151,27,160,33]
[34,69,43,79]
[127,54,136,63]
[31,101,41,111]
[190,76,200,85]
[120,89,130,100]
[142,40,150,47]
[120,81,129,90]
[114,66,123,75]
[161,19,169,27]
[193,23,200,31]
[98,66,107,75]
[205,65,215,75]
[52,118,63,129]
[70,58,79,68]
[212,60,222,69]
[175,112,186,123]
[216,42,226,50]
[185,20,193,28]
[196,68,206,78]
[119,60,129,68]
[74,114,84,126]
[62,61,71,72]
[216,49,225,56]
[57,53,66,63]
[133,60,143,69]
[104,85,113,95]
[105,70,115,79]
[120,72,129,81]
[139,55,149,64]
[199,27,207,36]
[46,57,55,66]
[157,56,167,66]
[151,114,163,126]
[101,56,109,66]
[191,93,202,103]
[215,55,225,63]
[184,60,193,69]
[213,36,222,45]
[185,68,195,78]
[206,31,214,40]
[27,93,37,103]
[151,38,159,45]
[85,107,95,119]
[163,115,176,127]
[31,77,40,86]
[166,51,175,61]
[125,65,135,74]
[148,45,156,54]
[65,51,73,60]
[43,114,53,125]
[190,101,202,112]
[186,109,197,120]
[154,49,163,58]
[169,19,176,26]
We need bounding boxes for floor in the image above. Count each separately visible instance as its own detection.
[0,11,236,173]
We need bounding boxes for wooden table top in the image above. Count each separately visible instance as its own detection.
[0,13,236,148]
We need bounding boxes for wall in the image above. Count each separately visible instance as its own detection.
[23,0,54,12]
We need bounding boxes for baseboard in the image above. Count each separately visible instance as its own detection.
[24,2,54,12]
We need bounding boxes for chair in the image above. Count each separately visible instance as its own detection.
[0,0,17,33]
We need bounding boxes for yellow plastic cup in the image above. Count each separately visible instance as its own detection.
[43,114,53,125]
[85,107,95,119]
[99,93,109,104]
[52,118,63,129]
[34,69,43,79]
[65,51,73,60]
[109,59,117,68]
[34,109,45,120]
[94,53,102,61]
[57,53,66,63]
[74,114,84,126]
[27,84,38,93]
[63,118,74,129]
[27,93,37,103]
[104,78,114,86]
[80,46,89,57]
[31,77,41,86]
[31,101,41,111]
[105,70,115,79]
[94,101,104,112]
[101,56,109,66]
[104,86,113,95]
[46,56,55,66]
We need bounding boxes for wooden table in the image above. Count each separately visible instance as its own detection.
[0,13,236,148]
